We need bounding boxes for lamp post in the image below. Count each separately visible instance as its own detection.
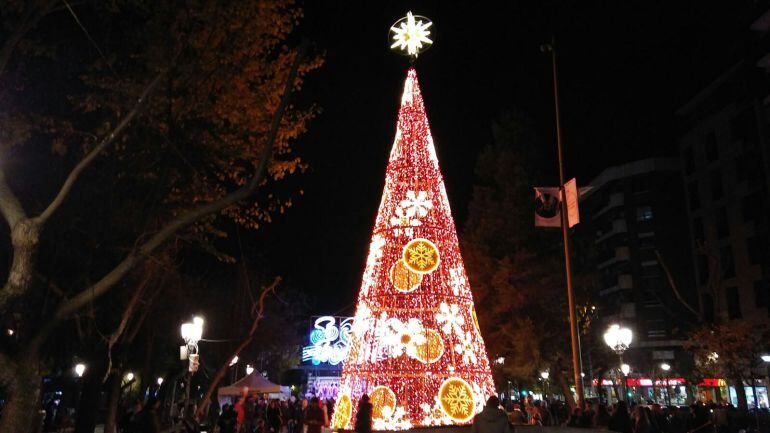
[604,324,633,402]
[180,316,204,417]
[659,363,672,406]
[541,371,550,401]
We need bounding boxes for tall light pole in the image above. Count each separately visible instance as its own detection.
[541,371,550,400]
[180,316,204,417]
[604,324,632,402]
[541,37,584,409]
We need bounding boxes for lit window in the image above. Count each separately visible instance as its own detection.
[636,206,653,222]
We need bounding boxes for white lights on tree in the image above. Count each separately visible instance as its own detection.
[74,363,86,377]
[389,12,433,57]
[620,364,631,376]
[603,324,632,354]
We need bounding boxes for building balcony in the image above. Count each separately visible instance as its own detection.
[598,246,631,269]
[595,219,628,244]
[594,192,625,219]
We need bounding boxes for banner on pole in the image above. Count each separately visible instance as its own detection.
[534,186,561,227]
[534,178,580,228]
[565,178,580,228]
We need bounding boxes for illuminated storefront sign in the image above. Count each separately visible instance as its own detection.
[301,316,353,366]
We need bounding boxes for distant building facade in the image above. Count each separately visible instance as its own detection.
[578,158,697,390]
[676,11,770,323]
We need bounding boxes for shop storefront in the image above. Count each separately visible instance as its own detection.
[696,378,768,408]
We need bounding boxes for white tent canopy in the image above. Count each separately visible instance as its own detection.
[218,371,282,399]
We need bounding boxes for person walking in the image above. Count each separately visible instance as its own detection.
[354,395,372,433]
[471,396,510,433]
[267,400,284,433]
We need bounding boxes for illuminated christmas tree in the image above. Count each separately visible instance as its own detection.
[331,68,496,431]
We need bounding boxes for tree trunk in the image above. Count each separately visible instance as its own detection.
[103,370,123,433]
[0,358,43,433]
[553,365,576,410]
[731,374,748,410]
[0,219,40,309]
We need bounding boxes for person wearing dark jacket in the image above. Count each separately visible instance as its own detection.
[609,401,633,433]
[354,395,373,433]
[304,398,325,433]
[472,396,510,433]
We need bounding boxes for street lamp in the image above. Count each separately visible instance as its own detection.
[246,364,254,375]
[540,371,550,400]
[74,363,86,378]
[660,363,671,371]
[761,355,770,363]
[157,377,164,386]
[125,372,135,382]
[180,316,204,418]
[604,324,633,402]
[620,363,631,376]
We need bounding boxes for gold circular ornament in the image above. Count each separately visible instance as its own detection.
[414,329,444,363]
[332,393,352,429]
[438,377,476,423]
[370,386,397,420]
[390,259,423,292]
[402,238,440,274]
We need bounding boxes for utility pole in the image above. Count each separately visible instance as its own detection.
[542,37,585,408]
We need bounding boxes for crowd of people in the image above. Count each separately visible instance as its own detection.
[216,395,337,433]
[114,392,769,433]
[480,396,767,433]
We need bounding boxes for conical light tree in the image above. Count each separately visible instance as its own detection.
[332,69,496,431]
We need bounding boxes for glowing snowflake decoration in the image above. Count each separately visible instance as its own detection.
[436,303,465,336]
[374,405,413,431]
[454,331,477,364]
[390,12,433,57]
[448,267,467,296]
[391,190,432,228]
[382,317,427,358]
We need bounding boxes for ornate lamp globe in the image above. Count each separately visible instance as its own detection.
[603,324,632,354]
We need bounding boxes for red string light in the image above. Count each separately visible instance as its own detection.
[332,68,496,430]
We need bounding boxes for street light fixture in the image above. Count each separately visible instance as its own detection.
[620,363,631,376]
[230,356,239,366]
[761,355,770,363]
[126,372,135,382]
[157,377,164,386]
[246,364,254,375]
[604,324,633,402]
[660,363,671,371]
[180,316,204,418]
[74,363,86,377]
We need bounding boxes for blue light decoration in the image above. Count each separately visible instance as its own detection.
[302,316,353,366]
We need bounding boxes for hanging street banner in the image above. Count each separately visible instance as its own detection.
[534,178,580,228]
[534,186,561,227]
[565,178,580,228]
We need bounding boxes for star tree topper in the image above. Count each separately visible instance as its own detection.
[389,12,433,58]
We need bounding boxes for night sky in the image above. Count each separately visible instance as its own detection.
[256,1,752,314]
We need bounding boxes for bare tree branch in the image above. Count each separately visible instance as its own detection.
[0,170,27,229]
[24,41,308,357]
[196,277,281,419]
[653,249,700,319]
[35,69,168,224]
